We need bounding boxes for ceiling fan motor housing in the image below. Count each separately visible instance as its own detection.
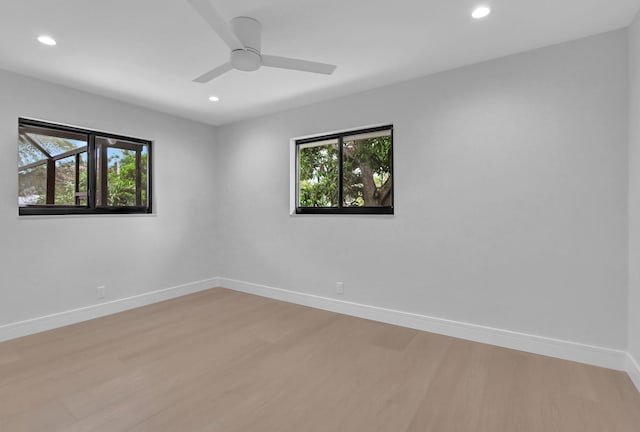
[230,17,262,71]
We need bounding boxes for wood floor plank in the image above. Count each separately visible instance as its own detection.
[0,400,76,432]
[0,288,638,432]
[0,343,20,367]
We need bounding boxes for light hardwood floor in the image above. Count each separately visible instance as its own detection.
[0,288,639,431]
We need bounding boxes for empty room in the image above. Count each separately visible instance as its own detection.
[1,0,640,430]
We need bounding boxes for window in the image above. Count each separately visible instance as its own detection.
[18,118,152,215]
[296,125,393,214]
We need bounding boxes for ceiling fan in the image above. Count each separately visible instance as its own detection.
[186,0,337,83]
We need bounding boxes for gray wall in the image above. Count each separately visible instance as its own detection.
[628,12,640,364]
[0,69,218,326]
[215,30,629,349]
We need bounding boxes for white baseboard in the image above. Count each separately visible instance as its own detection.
[0,277,219,343]
[218,277,628,372]
[627,353,640,393]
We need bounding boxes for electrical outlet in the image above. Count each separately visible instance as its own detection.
[97,285,106,300]
[336,281,344,295]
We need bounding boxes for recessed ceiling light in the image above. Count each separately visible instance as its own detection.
[208,96,220,102]
[472,6,491,19]
[37,35,57,46]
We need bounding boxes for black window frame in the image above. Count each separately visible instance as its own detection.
[18,118,153,216]
[295,124,394,215]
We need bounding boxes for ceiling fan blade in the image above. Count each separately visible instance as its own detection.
[261,55,336,75]
[186,0,244,51]
[193,62,233,83]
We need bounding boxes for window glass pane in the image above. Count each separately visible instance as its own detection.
[18,124,88,207]
[18,140,47,167]
[19,124,87,157]
[298,139,339,208]
[342,129,392,207]
[55,156,78,205]
[78,154,87,194]
[96,137,149,207]
[18,165,46,206]
[77,153,88,205]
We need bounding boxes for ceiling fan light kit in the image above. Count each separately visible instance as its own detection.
[187,0,337,83]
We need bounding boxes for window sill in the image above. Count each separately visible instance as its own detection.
[19,206,152,216]
[295,207,394,215]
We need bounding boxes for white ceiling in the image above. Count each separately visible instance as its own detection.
[1,0,639,126]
